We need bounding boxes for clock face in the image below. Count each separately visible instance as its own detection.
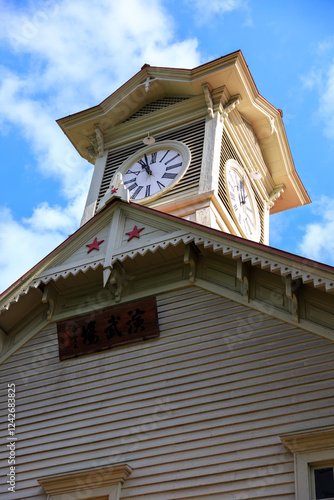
[118,141,191,202]
[225,160,260,241]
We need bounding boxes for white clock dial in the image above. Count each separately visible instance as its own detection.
[225,160,260,242]
[123,149,183,200]
[116,140,191,203]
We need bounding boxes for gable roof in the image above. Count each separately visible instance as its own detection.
[0,197,333,363]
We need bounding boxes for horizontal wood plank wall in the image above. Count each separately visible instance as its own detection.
[1,287,334,499]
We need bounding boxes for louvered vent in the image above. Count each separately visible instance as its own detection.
[123,97,190,123]
[97,119,206,210]
[219,129,265,243]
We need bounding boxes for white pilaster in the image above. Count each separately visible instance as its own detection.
[199,112,224,195]
[80,151,108,226]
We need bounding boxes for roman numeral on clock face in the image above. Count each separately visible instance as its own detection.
[159,151,170,163]
[245,218,253,235]
[145,185,151,197]
[131,185,144,199]
[157,181,165,190]
[124,178,136,185]
[127,182,138,192]
[162,172,177,180]
[165,153,180,165]
[166,162,182,170]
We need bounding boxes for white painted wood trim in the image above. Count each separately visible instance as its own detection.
[199,113,224,194]
[80,151,108,226]
[281,427,334,500]
[38,463,131,500]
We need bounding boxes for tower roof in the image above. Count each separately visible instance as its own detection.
[57,51,310,214]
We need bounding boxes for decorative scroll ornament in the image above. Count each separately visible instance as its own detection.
[87,146,97,159]
[41,283,58,321]
[202,84,214,119]
[94,125,104,157]
[221,96,240,122]
[202,83,240,122]
[144,76,152,92]
[268,116,277,135]
[268,184,285,209]
[86,125,104,158]
[0,328,10,356]
[184,243,198,284]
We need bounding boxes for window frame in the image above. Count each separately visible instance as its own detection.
[280,427,334,500]
[295,450,334,500]
[310,461,334,500]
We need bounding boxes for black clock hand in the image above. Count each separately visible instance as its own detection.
[144,154,153,175]
[138,158,152,175]
[237,183,243,205]
[240,179,246,204]
[127,169,141,176]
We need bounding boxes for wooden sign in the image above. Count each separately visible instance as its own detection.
[57,296,159,360]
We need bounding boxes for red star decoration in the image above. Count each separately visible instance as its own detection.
[126,225,144,242]
[86,237,104,253]
[111,187,118,194]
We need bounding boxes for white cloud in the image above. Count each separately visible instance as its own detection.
[298,196,334,264]
[0,207,69,293]
[301,38,334,139]
[319,63,334,140]
[0,0,202,293]
[186,0,247,22]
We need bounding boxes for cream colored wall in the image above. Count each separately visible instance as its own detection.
[1,286,334,499]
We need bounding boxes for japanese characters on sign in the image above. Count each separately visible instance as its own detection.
[57,297,159,360]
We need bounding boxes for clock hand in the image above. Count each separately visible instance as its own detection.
[138,157,152,176]
[240,178,246,205]
[144,154,153,175]
[237,183,243,205]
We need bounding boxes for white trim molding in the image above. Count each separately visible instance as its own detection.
[281,427,334,500]
[37,463,132,500]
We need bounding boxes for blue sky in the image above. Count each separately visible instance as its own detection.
[1,0,334,293]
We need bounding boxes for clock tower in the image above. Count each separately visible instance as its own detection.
[57,51,310,244]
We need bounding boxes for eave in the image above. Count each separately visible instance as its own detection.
[57,51,310,214]
[0,200,333,353]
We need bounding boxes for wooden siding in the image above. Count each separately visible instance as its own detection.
[1,287,334,499]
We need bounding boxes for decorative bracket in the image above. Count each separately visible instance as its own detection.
[268,116,277,135]
[94,125,104,157]
[285,276,302,322]
[184,243,198,283]
[221,96,240,122]
[104,262,135,302]
[237,260,250,302]
[0,328,9,357]
[202,84,214,119]
[202,83,240,123]
[268,184,285,209]
[87,146,97,159]
[87,125,105,159]
[41,283,59,321]
[144,76,152,92]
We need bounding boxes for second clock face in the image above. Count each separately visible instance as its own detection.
[225,160,260,242]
